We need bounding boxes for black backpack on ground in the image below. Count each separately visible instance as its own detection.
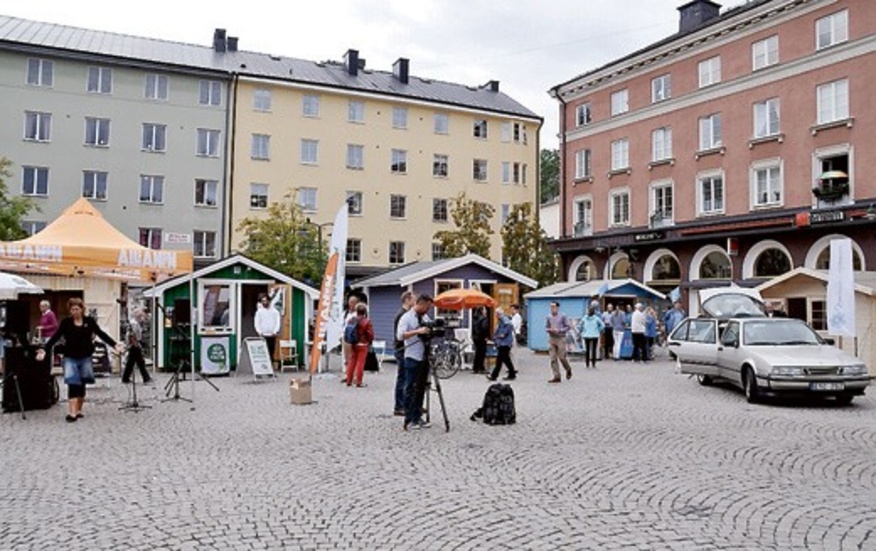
[471,383,516,425]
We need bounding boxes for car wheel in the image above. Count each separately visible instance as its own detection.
[743,367,759,404]
[835,394,855,406]
[696,374,713,386]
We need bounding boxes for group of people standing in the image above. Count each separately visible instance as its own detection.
[597,301,685,363]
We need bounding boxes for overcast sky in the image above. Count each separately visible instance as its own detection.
[1,0,691,148]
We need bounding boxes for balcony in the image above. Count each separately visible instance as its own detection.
[649,209,674,229]
[573,221,593,237]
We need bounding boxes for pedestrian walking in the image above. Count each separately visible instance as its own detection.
[488,308,517,381]
[610,305,626,360]
[578,306,604,368]
[254,293,281,369]
[545,301,573,383]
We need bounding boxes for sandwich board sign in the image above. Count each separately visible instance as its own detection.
[238,337,276,380]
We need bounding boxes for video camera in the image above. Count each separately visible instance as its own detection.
[420,317,447,340]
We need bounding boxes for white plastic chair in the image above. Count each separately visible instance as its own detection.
[371,340,387,370]
[279,340,300,372]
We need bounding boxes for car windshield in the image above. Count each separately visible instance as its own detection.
[701,292,766,318]
[743,320,821,346]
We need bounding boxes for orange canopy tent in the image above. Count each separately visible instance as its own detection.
[0,198,193,283]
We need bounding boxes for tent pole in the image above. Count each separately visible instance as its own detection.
[190,273,196,409]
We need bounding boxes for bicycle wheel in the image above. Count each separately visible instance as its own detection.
[433,345,461,380]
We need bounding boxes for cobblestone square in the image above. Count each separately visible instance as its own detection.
[1,350,873,550]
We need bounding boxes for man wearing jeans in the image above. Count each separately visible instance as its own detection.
[392,291,415,416]
[545,301,573,383]
[396,294,434,431]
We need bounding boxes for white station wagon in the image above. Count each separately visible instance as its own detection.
[668,288,871,405]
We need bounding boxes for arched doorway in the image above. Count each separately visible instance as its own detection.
[743,240,792,279]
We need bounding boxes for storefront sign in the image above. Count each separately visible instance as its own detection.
[634,231,664,242]
[810,211,845,224]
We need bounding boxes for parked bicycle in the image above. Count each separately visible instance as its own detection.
[429,336,466,379]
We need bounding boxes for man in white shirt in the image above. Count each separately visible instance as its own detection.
[254,293,281,369]
[630,303,647,363]
[509,304,523,359]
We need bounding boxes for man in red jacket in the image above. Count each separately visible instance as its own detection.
[345,303,374,387]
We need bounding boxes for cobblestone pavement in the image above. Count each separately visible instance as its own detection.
[1,349,874,550]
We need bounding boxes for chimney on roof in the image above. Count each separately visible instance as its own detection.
[483,80,500,92]
[393,58,409,84]
[677,0,722,33]
[227,36,238,52]
[213,28,227,53]
[344,49,360,76]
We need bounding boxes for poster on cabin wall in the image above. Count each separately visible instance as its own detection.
[201,336,230,375]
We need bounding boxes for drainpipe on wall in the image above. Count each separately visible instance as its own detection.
[556,91,568,272]
[224,73,239,256]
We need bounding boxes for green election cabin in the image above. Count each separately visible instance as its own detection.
[145,254,319,373]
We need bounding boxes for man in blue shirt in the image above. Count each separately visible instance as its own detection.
[663,301,686,336]
[396,294,434,431]
[487,307,517,381]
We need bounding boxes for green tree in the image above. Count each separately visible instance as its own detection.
[433,192,495,258]
[501,202,559,288]
[237,192,326,284]
[0,158,37,240]
[539,148,560,204]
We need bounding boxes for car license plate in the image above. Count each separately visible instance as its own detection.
[810,382,844,391]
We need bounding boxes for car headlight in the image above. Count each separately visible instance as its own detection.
[841,365,868,376]
[772,366,804,376]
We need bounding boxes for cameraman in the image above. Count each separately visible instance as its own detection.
[396,294,434,431]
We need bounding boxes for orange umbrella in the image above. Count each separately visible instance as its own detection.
[434,288,497,310]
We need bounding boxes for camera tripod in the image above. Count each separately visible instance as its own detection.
[423,348,450,432]
[162,357,192,403]
[119,351,151,413]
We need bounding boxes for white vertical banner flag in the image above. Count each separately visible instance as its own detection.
[826,238,856,337]
[324,205,348,348]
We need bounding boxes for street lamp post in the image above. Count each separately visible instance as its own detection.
[304,217,334,277]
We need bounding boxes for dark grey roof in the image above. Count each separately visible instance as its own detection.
[0,15,539,119]
[352,260,446,288]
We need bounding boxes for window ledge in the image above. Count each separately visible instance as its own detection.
[142,148,166,154]
[751,202,783,211]
[695,146,725,160]
[697,211,725,218]
[196,204,219,209]
[648,158,675,170]
[607,168,631,178]
[573,176,593,185]
[810,118,854,135]
[748,134,784,149]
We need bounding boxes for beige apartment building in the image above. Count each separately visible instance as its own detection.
[228,51,541,276]
[550,0,876,321]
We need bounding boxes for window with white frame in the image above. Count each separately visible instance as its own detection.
[433,154,448,177]
[752,162,782,207]
[391,149,407,174]
[502,162,511,184]
[348,100,365,123]
[434,113,449,134]
[650,181,673,224]
[652,74,671,103]
[195,179,218,207]
[389,241,405,264]
[513,122,526,144]
[253,89,271,111]
[297,187,317,211]
[473,119,488,138]
[22,166,48,196]
[752,35,779,70]
[139,175,164,204]
[82,171,107,200]
[302,94,320,117]
[251,134,270,160]
[473,159,488,181]
[575,149,591,179]
[576,103,592,127]
[392,107,407,129]
[573,197,593,235]
[513,162,521,184]
[698,56,721,87]
[431,242,446,261]
[816,10,848,50]
[24,111,51,142]
[753,98,780,138]
[390,195,406,219]
[197,128,220,157]
[611,139,629,170]
[433,198,448,222]
[346,191,363,215]
[142,123,167,152]
[346,144,364,169]
[699,113,722,150]
[346,239,362,262]
[609,189,630,227]
[199,80,221,106]
[139,228,162,250]
[21,221,46,236]
[698,173,724,215]
[610,89,629,116]
[26,58,53,87]
[817,79,849,124]
[194,230,216,258]
[501,122,512,142]
[85,117,110,147]
[250,183,268,209]
[87,66,112,94]
[300,139,319,164]
[652,127,672,162]
[145,74,168,100]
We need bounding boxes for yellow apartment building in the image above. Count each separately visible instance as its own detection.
[228,51,541,276]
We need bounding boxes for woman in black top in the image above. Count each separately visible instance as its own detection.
[37,297,121,423]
